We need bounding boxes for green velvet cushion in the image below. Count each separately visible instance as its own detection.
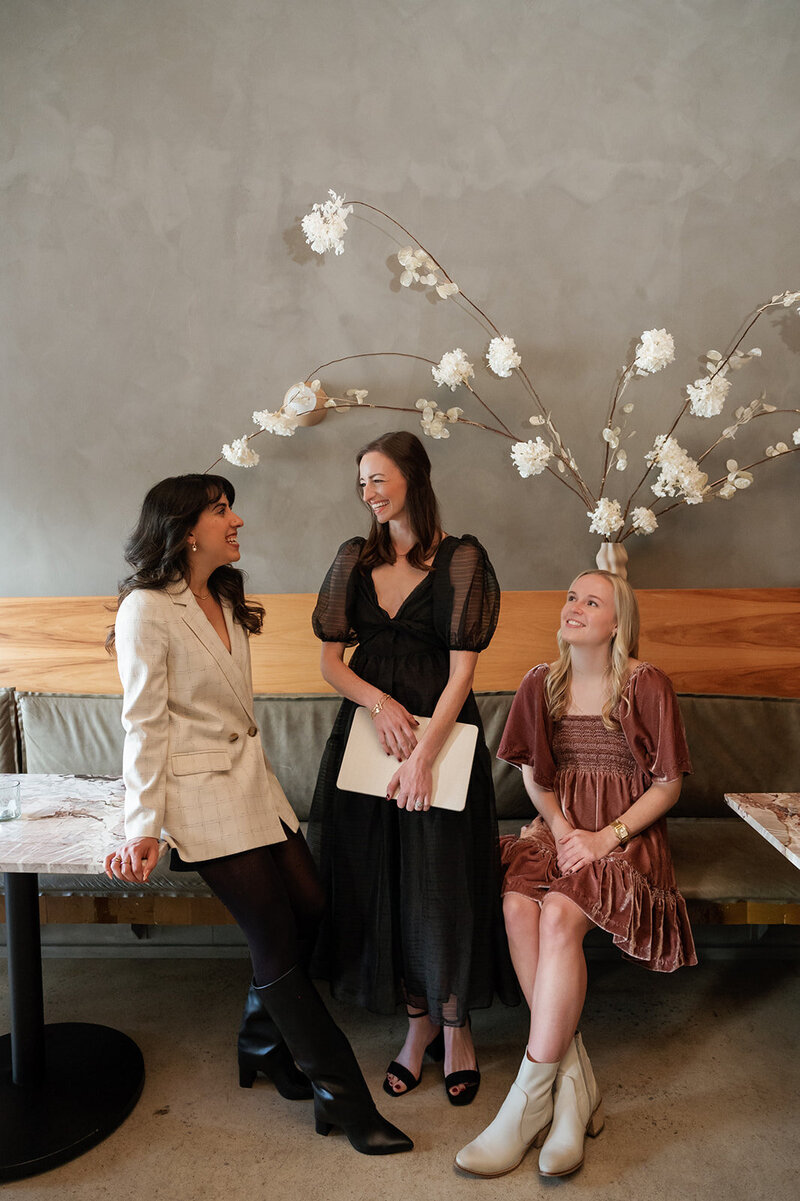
[10,688,800,908]
[670,695,800,818]
[667,818,800,902]
[16,692,125,776]
[253,694,340,821]
[14,690,800,824]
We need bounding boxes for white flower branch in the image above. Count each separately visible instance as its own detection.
[618,297,798,534]
[301,192,592,499]
[218,191,799,549]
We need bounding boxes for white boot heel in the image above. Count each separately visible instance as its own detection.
[538,1033,603,1178]
[454,1054,558,1178]
[587,1099,605,1137]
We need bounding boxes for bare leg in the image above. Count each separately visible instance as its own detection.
[444,1022,477,1099]
[503,891,542,1009]
[527,893,593,1064]
[385,1008,441,1094]
[455,894,597,1177]
[385,1011,477,1100]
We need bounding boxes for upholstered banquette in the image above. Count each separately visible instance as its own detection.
[1,588,799,935]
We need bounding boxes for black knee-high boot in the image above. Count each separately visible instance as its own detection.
[238,979,314,1100]
[256,965,413,1156]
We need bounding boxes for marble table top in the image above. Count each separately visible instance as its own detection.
[0,774,127,874]
[724,792,800,872]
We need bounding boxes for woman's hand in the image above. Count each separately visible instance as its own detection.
[387,754,434,813]
[104,837,160,883]
[556,827,617,875]
[320,644,420,759]
[372,697,419,761]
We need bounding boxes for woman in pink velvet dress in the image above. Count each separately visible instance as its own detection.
[456,569,696,1180]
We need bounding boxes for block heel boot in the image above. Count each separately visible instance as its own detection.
[455,1053,558,1177]
[237,979,313,1099]
[258,965,413,1156]
[538,1033,604,1178]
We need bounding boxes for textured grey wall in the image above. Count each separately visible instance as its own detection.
[2,0,798,597]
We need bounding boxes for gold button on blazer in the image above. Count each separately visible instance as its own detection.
[114,582,299,862]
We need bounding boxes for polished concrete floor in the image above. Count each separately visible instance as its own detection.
[1,955,798,1201]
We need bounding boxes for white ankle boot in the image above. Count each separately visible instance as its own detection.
[454,1053,558,1177]
[538,1033,604,1177]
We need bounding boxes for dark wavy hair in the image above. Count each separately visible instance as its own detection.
[105,474,264,651]
[356,431,442,572]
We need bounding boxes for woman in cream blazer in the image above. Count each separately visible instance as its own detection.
[115,580,297,863]
[105,474,411,1158]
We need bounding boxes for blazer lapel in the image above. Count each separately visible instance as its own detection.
[223,602,253,689]
[167,583,255,721]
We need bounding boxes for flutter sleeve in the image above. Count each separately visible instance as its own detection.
[496,663,557,790]
[434,534,500,651]
[311,537,364,645]
[618,664,692,781]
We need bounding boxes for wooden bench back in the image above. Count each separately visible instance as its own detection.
[0,589,798,697]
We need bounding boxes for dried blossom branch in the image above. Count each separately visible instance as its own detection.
[218,192,799,551]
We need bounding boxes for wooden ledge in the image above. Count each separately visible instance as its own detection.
[1,588,798,697]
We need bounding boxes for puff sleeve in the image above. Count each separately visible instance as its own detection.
[433,534,500,651]
[312,537,364,645]
[496,664,557,790]
[618,664,692,782]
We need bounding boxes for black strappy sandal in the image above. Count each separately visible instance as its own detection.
[444,1065,481,1106]
[383,1013,444,1097]
[444,1016,480,1106]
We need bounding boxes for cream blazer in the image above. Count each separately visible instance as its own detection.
[115,582,299,862]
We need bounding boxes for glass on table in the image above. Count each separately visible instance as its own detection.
[0,778,21,821]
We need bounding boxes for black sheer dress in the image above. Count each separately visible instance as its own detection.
[307,534,519,1026]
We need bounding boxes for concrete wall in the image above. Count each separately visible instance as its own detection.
[2,0,799,597]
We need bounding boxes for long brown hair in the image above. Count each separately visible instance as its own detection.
[544,569,640,730]
[355,431,442,572]
[105,474,264,651]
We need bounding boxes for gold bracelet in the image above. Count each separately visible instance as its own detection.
[370,693,391,719]
[611,818,630,847]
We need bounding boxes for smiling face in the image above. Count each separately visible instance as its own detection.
[189,492,244,571]
[560,573,618,648]
[358,451,409,525]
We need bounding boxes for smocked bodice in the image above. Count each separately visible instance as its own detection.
[552,716,637,777]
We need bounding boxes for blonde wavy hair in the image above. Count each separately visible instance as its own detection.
[544,569,640,730]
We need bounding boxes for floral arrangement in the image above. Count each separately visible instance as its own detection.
[215,190,800,550]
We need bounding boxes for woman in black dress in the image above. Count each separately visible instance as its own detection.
[308,432,517,1107]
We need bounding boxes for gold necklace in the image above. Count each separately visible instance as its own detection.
[192,589,211,601]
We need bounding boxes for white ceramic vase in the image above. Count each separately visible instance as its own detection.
[296,384,329,427]
[595,542,629,579]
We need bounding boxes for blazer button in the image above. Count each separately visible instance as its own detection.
[228,732,239,742]
[247,725,258,737]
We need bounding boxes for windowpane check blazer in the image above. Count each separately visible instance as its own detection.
[114,582,299,862]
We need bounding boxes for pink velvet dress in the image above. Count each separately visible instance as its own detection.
[498,662,697,972]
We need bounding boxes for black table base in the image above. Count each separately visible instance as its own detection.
[0,1022,144,1181]
[1,871,145,1181]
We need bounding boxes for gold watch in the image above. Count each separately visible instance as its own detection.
[611,819,630,847]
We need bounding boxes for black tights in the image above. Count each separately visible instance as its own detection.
[198,825,325,987]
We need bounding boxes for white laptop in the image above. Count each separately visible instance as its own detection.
[337,707,478,812]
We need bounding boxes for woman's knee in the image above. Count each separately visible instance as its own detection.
[503,892,540,938]
[539,894,589,945]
